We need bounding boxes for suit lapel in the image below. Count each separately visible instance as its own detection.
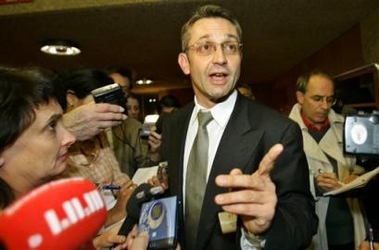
[165,103,194,248]
[167,103,194,198]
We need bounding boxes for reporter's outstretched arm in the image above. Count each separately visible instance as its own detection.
[63,102,126,141]
[92,231,127,250]
[128,231,149,250]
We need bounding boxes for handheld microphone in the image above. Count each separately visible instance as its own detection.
[136,186,163,200]
[117,183,163,236]
[0,177,107,249]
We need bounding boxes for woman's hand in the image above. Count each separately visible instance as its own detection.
[92,230,127,250]
[148,127,162,162]
[106,180,137,226]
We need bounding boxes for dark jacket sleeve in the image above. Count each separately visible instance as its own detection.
[263,119,318,250]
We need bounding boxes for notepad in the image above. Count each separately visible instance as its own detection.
[323,167,379,196]
[132,166,159,185]
[131,161,168,185]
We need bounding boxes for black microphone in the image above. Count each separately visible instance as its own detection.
[117,183,163,236]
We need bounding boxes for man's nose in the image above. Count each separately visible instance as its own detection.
[212,45,227,64]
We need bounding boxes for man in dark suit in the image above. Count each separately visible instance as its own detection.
[159,5,318,250]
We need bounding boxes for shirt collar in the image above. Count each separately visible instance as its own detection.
[300,110,330,132]
[192,90,237,128]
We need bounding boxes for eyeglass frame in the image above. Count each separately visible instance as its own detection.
[305,94,337,106]
[185,41,243,56]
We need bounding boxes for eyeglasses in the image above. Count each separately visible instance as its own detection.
[186,41,243,56]
[308,95,336,106]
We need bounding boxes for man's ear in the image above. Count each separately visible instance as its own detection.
[296,91,304,105]
[178,53,190,75]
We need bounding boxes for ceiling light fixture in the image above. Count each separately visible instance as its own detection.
[136,78,153,85]
[40,40,81,56]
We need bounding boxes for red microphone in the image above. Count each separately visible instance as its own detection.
[0,177,107,249]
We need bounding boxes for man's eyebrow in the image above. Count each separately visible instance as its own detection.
[310,94,334,97]
[195,34,239,41]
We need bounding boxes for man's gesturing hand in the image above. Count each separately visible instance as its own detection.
[214,144,284,235]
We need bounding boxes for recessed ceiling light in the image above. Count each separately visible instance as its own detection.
[40,40,81,56]
[136,78,153,85]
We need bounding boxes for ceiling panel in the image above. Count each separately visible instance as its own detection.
[0,0,379,93]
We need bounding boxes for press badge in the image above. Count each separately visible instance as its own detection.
[218,211,237,234]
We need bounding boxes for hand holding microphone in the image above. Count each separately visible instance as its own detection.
[0,177,107,249]
[105,180,137,227]
[117,183,163,237]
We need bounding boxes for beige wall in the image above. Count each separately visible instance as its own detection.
[361,6,379,65]
[262,6,379,115]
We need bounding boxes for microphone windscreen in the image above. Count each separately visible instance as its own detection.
[117,183,153,237]
[0,177,107,249]
[126,183,152,219]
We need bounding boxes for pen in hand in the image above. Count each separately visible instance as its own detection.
[103,184,121,190]
[97,183,121,190]
[318,169,345,186]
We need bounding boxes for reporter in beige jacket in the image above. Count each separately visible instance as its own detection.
[289,69,366,250]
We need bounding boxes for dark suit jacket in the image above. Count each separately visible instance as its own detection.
[161,93,318,250]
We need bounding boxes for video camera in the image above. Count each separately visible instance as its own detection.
[344,111,379,155]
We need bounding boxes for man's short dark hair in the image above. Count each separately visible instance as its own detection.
[181,5,242,52]
[296,69,335,93]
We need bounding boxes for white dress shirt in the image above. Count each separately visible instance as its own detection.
[183,90,265,249]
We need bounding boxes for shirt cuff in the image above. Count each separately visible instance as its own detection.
[240,227,266,249]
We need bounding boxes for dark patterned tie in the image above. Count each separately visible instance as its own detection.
[185,110,213,249]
